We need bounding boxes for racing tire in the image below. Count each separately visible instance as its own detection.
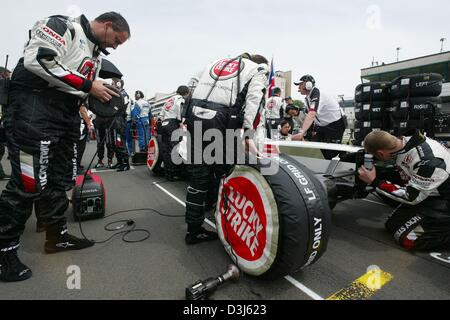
[390,73,443,99]
[355,82,390,103]
[355,101,389,121]
[215,154,332,279]
[147,136,164,175]
[390,97,441,119]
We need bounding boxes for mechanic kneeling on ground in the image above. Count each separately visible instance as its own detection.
[359,130,450,251]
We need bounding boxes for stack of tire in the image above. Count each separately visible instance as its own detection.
[354,81,390,145]
[353,73,443,145]
[388,73,443,136]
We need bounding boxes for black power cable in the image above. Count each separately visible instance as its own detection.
[76,118,185,245]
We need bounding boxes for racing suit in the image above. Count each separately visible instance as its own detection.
[159,94,184,180]
[372,130,450,250]
[131,99,151,151]
[265,95,284,138]
[106,90,130,170]
[185,56,268,231]
[0,14,104,250]
[94,115,115,163]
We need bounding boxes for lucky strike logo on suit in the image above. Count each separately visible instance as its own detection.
[210,59,244,81]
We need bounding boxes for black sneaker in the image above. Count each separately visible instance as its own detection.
[94,160,105,169]
[0,251,32,282]
[45,232,94,254]
[185,227,218,245]
[116,163,130,172]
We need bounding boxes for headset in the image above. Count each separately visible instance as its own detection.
[240,52,252,60]
[301,75,315,91]
[135,90,144,99]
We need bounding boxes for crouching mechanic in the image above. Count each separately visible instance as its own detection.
[359,130,450,251]
[184,53,268,245]
[0,12,130,282]
[159,85,190,181]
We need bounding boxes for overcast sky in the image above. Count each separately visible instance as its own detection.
[1,0,448,100]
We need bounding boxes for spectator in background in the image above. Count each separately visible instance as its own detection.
[278,120,292,140]
[132,90,151,152]
[265,87,284,138]
[284,102,306,134]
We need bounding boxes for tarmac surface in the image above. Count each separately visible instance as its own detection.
[1,141,449,300]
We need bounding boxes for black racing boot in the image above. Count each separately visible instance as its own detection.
[0,250,32,282]
[116,159,130,172]
[111,162,120,170]
[45,228,94,254]
[185,225,218,245]
[94,159,105,169]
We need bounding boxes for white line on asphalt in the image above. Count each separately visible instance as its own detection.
[153,183,216,230]
[361,199,389,207]
[153,182,186,207]
[284,276,324,300]
[204,219,217,230]
[90,166,136,174]
[153,181,324,300]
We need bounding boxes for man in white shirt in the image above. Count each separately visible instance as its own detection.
[265,87,284,138]
[292,75,346,159]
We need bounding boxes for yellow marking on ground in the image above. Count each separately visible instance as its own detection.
[327,268,394,300]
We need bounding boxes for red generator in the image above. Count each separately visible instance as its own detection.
[72,172,106,221]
